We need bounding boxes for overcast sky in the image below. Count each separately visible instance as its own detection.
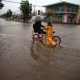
[0,0,80,14]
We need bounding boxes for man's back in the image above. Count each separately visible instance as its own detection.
[33,22,41,30]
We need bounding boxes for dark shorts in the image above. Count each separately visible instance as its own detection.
[34,29,46,34]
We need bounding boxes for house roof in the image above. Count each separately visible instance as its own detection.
[43,1,79,7]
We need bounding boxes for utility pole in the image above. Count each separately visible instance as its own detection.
[33,5,36,13]
[33,5,35,14]
[32,5,36,15]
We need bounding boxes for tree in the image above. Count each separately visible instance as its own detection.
[20,0,32,22]
[0,9,12,18]
[6,9,12,18]
[0,0,4,9]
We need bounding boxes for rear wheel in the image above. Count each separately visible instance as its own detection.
[52,36,61,45]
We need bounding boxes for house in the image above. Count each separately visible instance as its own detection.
[76,6,80,24]
[44,1,80,24]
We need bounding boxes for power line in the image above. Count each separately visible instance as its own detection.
[2,0,45,13]
[2,0,43,7]
[2,0,20,4]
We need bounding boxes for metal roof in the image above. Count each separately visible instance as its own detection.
[43,1,79,7]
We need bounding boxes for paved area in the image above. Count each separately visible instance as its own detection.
[0,18,80,80]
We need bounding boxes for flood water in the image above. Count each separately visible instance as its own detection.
[0,18,80,80]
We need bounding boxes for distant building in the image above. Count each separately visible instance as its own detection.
[76,6,80,24]
[44,1,80,24]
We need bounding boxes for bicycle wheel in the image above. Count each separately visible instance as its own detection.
[52,36,61,45]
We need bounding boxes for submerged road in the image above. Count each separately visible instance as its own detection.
[0,18,80,80]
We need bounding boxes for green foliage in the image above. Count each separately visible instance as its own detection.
[20,0,32,22]
[6,9,12,18]
[0,0,4,9]
[0,13,6,18]
[0,9,12,18]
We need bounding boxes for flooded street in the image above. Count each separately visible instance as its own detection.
[0,18,80,80]
[53,23,80,49]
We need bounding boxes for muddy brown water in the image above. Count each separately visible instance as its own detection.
[0,18,80,80]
